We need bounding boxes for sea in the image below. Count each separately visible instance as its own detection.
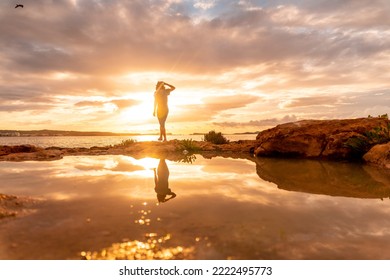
[0,134,256,148]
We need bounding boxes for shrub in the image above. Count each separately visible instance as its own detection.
[117,139,137,147]
[178,139,200,152]
[179,154,197,164]
[203,130,229,144]
[344,136,370,157]
[368,113,388,119]
[344,125,390,157]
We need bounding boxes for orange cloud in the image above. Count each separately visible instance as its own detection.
[0,0,389,132]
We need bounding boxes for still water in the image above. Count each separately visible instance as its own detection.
[0,134,256,148]
[0,155,390,260]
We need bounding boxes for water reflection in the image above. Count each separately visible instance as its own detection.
[80,233,194,260]
[254,157,390,199]
[1,155,390,260]
[153,158,176,203]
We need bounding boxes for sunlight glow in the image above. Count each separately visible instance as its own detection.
[49,72,77,80]
[120,101,154,124]
[69,0,78,7]
[80,233,195,260]
[134,158,160,170]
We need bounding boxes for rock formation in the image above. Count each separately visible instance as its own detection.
[254,117,390,160]
[363,142,390,169]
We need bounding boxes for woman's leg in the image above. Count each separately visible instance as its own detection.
[162,127,167,141]
[158,114,168,141]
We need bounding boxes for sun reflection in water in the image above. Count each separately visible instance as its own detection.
[80,233,195,260]
[133,202,153,226]
[80,199,198,260]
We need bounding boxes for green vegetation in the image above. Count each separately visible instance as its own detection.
[177,139,200,153]
[179,154,197,164]
[203,130,229,144]
[344,124,390,157]
[174,139,199,164]
[117,139,137,147]
[367,113,388,119]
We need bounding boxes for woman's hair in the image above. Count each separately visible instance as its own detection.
[156,81,164,90]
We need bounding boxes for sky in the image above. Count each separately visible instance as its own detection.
[1,0,389,134]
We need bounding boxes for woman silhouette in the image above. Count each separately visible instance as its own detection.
[153,81,175,141]
[153,158,176,203]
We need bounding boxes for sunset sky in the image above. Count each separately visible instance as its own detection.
[1,0,389,134]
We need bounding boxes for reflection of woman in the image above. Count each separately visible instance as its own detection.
[153,158,176,203]
[153,81,175,141]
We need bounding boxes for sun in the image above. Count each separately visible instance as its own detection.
[117,88,190,134]
[119,92,154,124]
[120,90,183,121]
[121,101,154,121]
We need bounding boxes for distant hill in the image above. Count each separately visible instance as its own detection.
[0,129,258,137]
[191,131,259,135]
[233,131,260,135]
[0,129,142,137]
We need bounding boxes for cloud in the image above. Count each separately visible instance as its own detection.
[214,115,298,128]
[74,101,105,108]
[2,0,389,81]
[0,0,389,132]
[2,0,386,77]
[0,103,54,112]
[280,96,340,108]
[111,99,141,110]
[170,94,259,122]
[203,94,259,110]
[193,0,216,10]
[75,99,140,110]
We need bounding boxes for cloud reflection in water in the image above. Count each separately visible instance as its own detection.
[1,155,390,260]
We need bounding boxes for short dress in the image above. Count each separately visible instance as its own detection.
[154,89,171,126]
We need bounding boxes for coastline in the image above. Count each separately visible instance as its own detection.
[0,139,257,162]
[1,137,389,222]
[1,116,390,219]
[0,116,389,168]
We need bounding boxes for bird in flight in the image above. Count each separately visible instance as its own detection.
[15,4,24,8]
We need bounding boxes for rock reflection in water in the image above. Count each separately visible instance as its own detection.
[2,155,390,260]
[254,157,390,199]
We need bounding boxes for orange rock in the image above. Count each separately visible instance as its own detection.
[254,117,390,159]
[363,142,390,169]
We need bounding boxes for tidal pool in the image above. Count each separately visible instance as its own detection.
[0,155,390,260]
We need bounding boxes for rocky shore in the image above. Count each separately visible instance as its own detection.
[0,139,256,162]
[253,117,390,168]
[1,117,389,219]
[0,117,389,168]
